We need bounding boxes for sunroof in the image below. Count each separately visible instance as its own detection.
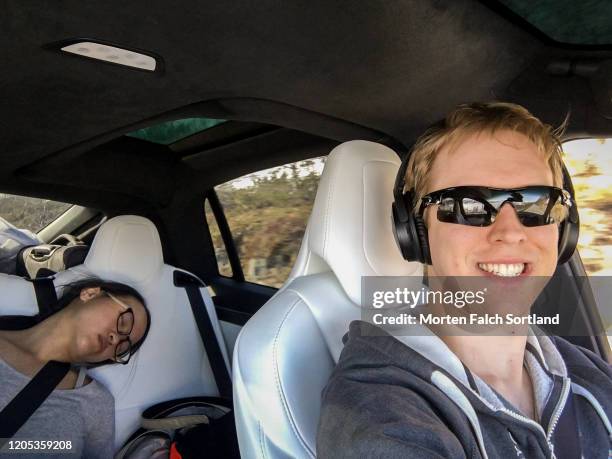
[126,118,226,145]
[497,0,612,45]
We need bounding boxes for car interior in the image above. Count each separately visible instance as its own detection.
[1,1,611,457]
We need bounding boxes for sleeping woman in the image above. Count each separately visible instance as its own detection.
[0,279,151,458]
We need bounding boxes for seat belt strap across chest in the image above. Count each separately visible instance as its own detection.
[30,276,58,316]
[0,361,71,447]
[173,271,232,400]
[0,275,69,448]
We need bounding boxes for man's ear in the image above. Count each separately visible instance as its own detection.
[80,287,101,302]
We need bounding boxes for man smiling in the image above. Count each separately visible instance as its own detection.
[317,103,612,458]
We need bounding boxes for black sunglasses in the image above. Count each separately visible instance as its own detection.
[417,185,572,227]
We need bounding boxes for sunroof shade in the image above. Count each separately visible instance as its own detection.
[126,118,226,145]
[497,0,612,45]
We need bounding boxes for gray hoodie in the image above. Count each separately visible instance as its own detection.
[317,321,612,458]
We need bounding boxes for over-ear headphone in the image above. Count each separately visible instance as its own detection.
[391,144,580,266]
[556,168,580,264]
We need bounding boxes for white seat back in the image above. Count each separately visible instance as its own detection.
[233,140,423,458]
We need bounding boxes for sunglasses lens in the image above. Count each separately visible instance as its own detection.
[460,198,491,226]
[548,196,568,224]
[437,197,459,223]
[512,202,548,227]
[513,189,566,226]
[437,196,493,226]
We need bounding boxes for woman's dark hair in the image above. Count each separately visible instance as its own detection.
[54,278,151,362]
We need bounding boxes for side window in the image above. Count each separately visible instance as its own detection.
[0,193,72,233]
[563,139,612,348]
[213,157,325,288]
[204,199,233,277]
[563,139,612,276]
[0,194,72,274]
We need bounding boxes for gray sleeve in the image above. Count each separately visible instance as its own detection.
[82,383,115,459]
[317,356,469,458]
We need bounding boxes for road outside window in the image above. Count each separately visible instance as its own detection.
[0,193,72,233]
[212,157,325,288]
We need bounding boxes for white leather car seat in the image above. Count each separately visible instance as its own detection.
[0,215,230,449]
[232,140,423,458]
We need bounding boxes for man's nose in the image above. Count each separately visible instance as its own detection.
[487,202,527,243]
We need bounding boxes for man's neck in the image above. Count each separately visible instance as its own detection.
[440,333,527,383]
[437,331,536,419]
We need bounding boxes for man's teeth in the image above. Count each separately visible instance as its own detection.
[477,263,525,277]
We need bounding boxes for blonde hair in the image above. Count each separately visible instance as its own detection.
[405,102,567,214]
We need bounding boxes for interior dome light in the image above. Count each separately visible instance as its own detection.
[60,41,157,71]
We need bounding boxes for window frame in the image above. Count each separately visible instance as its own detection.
[205,188,245,282]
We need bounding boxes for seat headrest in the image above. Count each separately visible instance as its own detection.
[306,140,422,304]
[84,215,164,286]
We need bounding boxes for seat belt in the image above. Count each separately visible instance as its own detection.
[0,274,69,448]
[0,361,70,447]
[0,277,57,331]
[30,276,57,316]
[173,271,232,400]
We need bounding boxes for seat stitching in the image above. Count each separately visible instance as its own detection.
[272,296,316,458]
[361,159,400,275]
[258,420,267,459]
[285,287,337,364]
[322,166,336,259]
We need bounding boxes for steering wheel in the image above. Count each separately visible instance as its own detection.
[49,233,82,246]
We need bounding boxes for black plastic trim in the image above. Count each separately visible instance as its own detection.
[568,253,612,362]
[214,305,252,326]
[206,190,245,282]
[210,276,277,316]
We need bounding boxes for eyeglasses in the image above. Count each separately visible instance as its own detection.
[104,291,134,364]
[418,186,572,227]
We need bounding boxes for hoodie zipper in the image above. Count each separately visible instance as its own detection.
[496,406,552,456]
[545,377,571,450]
[492,377,569,458]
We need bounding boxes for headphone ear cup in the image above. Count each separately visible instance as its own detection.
[392,201,416,261]
[557,166,580,265]
[414,216,432,265]
[557,206,579,265]
[392,191,429,263]
[391,195,431,264]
